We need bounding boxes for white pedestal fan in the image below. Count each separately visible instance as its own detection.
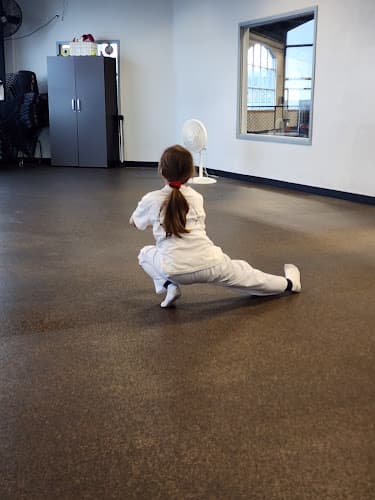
[182,119,217,184]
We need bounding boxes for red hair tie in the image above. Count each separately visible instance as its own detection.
[169,181,182,189]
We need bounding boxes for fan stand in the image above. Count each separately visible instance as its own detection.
[189,148,217,185]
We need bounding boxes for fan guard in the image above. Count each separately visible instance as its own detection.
[182,119,207,153]
[182,119,217,185]
[0,0,23,38]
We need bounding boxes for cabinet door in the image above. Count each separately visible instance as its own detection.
[47,57,79,166]
[74,57,108,167]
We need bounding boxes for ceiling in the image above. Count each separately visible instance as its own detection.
[250,13,314,44]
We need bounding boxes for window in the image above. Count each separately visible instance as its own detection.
[248,43,276,110]
[238,8,317,144]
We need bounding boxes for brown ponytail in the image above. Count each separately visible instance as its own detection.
[159,145,195,238]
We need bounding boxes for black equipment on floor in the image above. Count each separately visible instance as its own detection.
[0,70,49,161]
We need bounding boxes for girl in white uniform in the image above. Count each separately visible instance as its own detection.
[130,145,301,308]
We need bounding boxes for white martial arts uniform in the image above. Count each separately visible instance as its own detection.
[131,184,288,296]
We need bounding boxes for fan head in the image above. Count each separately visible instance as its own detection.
[0,0,22,38]
[182,119,208,153]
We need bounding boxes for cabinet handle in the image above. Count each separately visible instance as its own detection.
[77,98,81,112]
[71,98,76,111]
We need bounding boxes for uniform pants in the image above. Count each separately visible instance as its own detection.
[138,245,288,297]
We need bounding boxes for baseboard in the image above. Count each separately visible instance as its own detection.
[0,158,52,167]
[121,161,374,205]
[124,161,158,168]
[2,158,373,205]
[207,168,375,206]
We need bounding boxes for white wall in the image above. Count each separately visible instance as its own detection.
[7,0,176,161]
[172,0,375,196]
[6,0,375,196]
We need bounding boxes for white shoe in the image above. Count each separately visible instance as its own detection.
[284,264,301,293]
[160,284,182,308]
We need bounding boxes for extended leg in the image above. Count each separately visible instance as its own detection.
[171,254,301,296]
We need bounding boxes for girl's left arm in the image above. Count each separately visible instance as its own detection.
[130,193,154,230]
[129,215,136,227]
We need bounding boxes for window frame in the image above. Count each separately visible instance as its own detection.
[237,7,318,145]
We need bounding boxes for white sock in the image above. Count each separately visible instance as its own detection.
[160,284,182,308]
[284,264,301,293]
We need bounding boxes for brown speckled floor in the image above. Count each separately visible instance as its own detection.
[0,166,374,500]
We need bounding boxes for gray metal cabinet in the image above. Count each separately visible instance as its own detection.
[47,56,119,167]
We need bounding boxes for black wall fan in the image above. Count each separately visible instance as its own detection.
[0,0,23,101]
[0,0,22,37]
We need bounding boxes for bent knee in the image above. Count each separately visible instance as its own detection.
[138,245,152,265]
[138,245,161,269]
